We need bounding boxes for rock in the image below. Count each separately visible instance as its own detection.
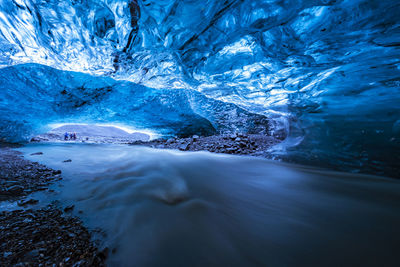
[128,133,280,157]
[3,252,12,258]
[6,185,24,194]
[18,198,39,206]
[178,143,189,151]
[97,247,109,261]
[64,205,75,212]
[226,147,237,153]
[30,152,43,156]
[4,180,19,186]
[63,159,72,163]
[0,146,106,266]
[72,260,85,266]
[25,249,40,259]
[30,137,49,142]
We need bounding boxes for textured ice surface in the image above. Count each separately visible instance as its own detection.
[0,0,399,176]
[0,63,271,141]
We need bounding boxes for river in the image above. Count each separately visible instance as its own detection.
[18,143,400,266]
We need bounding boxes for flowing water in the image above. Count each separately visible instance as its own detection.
[18,143,400,267]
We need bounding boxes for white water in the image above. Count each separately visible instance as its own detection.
[20,143,400,267]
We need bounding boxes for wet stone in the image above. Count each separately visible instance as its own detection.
[64,205,75,212]
[18,198,39,206]
[0,146,62,201]
[130,133,279,157]
[0,205,106,266]
[0,145,105,266]
[229,134,237,140]
[6,185,24,195]
[178,143,189,151]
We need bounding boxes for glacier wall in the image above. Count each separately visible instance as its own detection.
[0,0,399,176]
[0,63,272,141]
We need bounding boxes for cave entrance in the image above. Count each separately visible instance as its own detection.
[31,123,153,144]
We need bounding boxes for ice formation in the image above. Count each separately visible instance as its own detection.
[0,0,399,176]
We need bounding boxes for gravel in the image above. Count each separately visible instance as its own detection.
[0,144,106,266]
[129,133,280,156]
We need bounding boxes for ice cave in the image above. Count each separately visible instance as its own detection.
[0,0,399,266]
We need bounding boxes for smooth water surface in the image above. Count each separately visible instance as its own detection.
[20,143,400,266]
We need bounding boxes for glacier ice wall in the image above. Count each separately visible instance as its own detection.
[0,0,399,176]
[0,63,272,141]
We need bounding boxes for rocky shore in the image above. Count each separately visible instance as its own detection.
[0,146,61,202]
[0,144,106,266]
[0,205,107,266]
[130,133,281,156]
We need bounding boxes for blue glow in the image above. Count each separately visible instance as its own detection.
[0,0,399,176]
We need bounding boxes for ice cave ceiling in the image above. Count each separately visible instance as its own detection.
[0,0,399,177]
